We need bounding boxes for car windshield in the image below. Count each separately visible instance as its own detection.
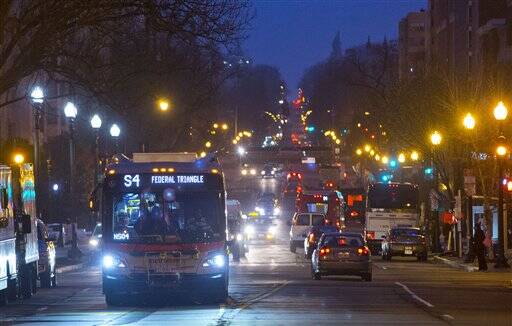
[311,214,325,226]
[323,235,363,247]
[92,224,102,237]
[111,191,223,243]
[391,229,421,238]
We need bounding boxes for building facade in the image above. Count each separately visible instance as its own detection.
[399,10,427,80]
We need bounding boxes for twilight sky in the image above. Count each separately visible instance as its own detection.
[245,0,426,90]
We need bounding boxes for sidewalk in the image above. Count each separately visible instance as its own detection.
[55,242,92,273]
[433,252,512,273]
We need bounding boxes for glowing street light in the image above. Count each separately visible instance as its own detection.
[496,145,508,156]
[375,154,381,161]
[364,144,371,152]
[493,101,508,121]
[13,153,24,164]
[64,102,77,119]
[30,86,44,104]
[398,153,406,163]
[381,156,389,164]
[158,99,170,112]
[221,123,228,130]
[205,141,212,148]
[110,124,121,138]
[356,148,363,156]
[430,131,442,146]
[411,151,419,161]
[90,114,102,129]
[199,151,207,158]
[237,146,246,156]
[463,113,475,130]
[213,123,219,129]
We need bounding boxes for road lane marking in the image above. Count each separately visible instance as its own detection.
[441,314,455,321]
[36,306,48,312]
[395,282,434,308]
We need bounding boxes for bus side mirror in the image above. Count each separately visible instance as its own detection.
[0,188,7,210]
[21,214,31,233]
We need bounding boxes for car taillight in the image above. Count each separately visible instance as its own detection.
[308,233,315,243]
[319,247,331,256]
[350,211,359,217]
[366,231,375,240]
[357,246,370,256]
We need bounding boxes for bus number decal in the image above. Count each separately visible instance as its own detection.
[124,174,140,188]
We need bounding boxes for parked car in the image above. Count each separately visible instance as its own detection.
[381,227,428,261]
[47,223,65,247]
[36,219,57,288]
[289,212,326,253]
[311,232,372,281]
[303,225,339,259]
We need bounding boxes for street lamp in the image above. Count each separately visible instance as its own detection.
[237,146,246,156]
[430,130,442,252]
[110,123,121,153]
[158,99,170,112]
[13,153,25,164]
[63,101,81,258]
[494,101,510,268]
[463,113,475,130]
[411,151,419,161]
[398,153,406,163]
[90,114,102,187]
[30,86,45,218]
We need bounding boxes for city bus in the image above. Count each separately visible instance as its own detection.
[91,153,228,305]
[0,163,39,304]
[296,190,345,228]
[365,182,419,253]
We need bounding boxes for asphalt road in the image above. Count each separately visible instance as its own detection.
[1,237,511,325]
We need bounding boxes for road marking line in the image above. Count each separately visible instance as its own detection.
[37,306,48,312]
[441,314,455,320]
[395,282,434,308]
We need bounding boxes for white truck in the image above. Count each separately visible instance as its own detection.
[365,182,420,254]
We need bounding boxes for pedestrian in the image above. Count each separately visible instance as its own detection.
[473,223,487,271]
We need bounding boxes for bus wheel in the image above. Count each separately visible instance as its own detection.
[105,292,123,306]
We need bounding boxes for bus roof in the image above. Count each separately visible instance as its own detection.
[105,153,221,174]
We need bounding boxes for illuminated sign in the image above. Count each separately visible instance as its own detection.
[113,232,130,240]
[151,175,204,184]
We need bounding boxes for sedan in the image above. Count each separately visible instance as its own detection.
[311,232,372,281]
[381,227,428,261]
[303,225,339,259]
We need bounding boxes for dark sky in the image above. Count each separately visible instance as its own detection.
[245,0,426,91]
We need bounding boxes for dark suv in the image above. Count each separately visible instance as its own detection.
[381,227,427,261]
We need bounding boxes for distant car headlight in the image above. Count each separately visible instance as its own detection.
[241,169,248,175]
[236,233,243,241]
[244,225,255,236]
[261,170,265,175]
[89,238,99,247]
[202,254,226,268]
[102,254,126,269]
[271,170,275,175]
[273,207,281,216]
[250,168,257,175]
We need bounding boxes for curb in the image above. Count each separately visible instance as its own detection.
[433,255,479,272]
[56,262,87,274]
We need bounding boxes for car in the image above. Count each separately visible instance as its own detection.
[381,227,428,261]
[244,217,278,242]
[311,232,372,281]
[289,212,326,253]
[260,164,276,178]
[36,219,57,288]
[88,223,102,256]
[303,225,340,259]
[255,193,280,217]
[47,223,65,247]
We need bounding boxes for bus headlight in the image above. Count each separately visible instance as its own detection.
[102,254,126,269]
[89,238,99,247]
[202,254,225,268]
[273,207,281,216]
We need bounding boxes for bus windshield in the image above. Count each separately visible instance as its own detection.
[368,184,418,210]
[110,190,223,243]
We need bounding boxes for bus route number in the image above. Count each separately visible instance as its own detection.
[124,174,141,188]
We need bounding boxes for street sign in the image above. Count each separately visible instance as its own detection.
[301,157,316,164]
[463,168,476,196]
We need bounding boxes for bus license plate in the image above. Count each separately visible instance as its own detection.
[404,247,413,255]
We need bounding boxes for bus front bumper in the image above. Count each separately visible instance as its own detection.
[103,272,226,294]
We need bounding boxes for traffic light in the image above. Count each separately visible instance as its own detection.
[380,173,392,182]
[424,167,433,175]
[389,159,397,168]
[305,126,315,133]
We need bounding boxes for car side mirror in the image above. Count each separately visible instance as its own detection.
[20,214,31,234]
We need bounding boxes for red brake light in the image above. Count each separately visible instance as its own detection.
[298,173,302,179]
[366,231,375,240]
[357,246,370,256]
[350,211,359,217]
[319,247,331,256]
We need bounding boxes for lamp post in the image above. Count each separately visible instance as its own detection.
[30,86,44,219]
[430,131,442,252]
[463,113,476,261]
[90,114,102,186]
[110,123,121,153]
[64,101,81,258]
[493,101,510,268]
